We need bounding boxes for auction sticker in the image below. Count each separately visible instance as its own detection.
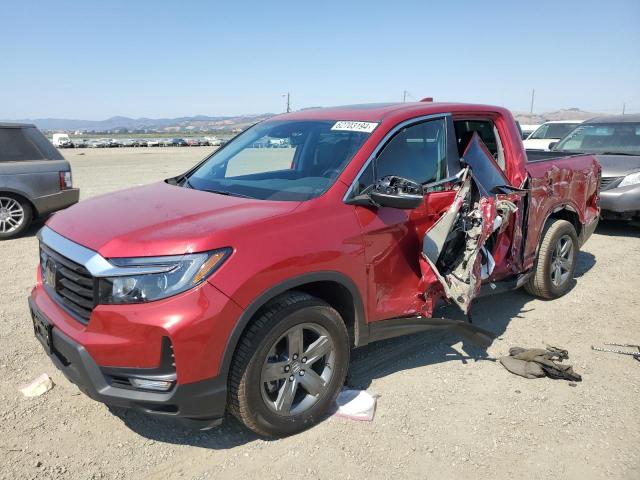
[331,121,378,133]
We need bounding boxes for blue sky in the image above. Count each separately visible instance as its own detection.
[1,0,638,119]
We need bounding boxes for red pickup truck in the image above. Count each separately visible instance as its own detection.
[29,102,600,437]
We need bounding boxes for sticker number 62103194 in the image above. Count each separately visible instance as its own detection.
[331,121,379,133]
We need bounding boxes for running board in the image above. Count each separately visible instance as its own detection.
[477,271,533,298]
[365,316,497,349]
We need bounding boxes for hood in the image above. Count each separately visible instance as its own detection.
[46,182,300,257]
[522,138,556,151]
[595,154,640,177]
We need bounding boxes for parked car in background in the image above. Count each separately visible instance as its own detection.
[73,139,90,149]
[88,139,109,148]
[0,123,79,239]
[186,138,201,146]
[146,139,160,147]
[52,133,73,148]
[108,139,123,148]
[136,138,148,147]
[523,120,582,151]
[169,138,188,147]
[29,102,599,436]
[519,124,540,140]
[551,114,640,221]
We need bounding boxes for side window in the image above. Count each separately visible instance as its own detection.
[453,119,505,170]
[374,119,447,185]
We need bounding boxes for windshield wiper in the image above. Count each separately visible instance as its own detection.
[199,188,255,199]
[598,151,640,156]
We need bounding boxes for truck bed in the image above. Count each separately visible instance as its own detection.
[521,152,601,269]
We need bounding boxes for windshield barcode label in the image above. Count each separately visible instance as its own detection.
[331,121,378,133]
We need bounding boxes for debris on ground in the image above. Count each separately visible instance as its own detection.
[19,373,54,397]
[334,389,377,421]
[499,346,582,381]
[592,343,640,362]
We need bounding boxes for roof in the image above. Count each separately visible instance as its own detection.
[275,102,513,123]
[0,122,36,128]
[585,114,640,124]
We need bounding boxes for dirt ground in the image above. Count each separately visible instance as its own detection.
[1,147,639,480]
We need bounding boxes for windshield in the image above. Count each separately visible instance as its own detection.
[187,120,374,201]
[529,123,579,140]
[555,122,640,155]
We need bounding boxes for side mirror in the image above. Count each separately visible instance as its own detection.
[369,176,424,209]
[548,141,559,150]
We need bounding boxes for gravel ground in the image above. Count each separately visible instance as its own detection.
[1,147,639,480]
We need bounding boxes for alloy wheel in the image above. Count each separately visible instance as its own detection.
[0,197,25,234]
[260,322,336,416]
[550,234,573,287]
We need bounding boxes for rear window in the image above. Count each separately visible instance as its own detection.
[0,127,63,162]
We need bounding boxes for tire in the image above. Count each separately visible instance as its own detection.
[525,219,578,299]
[228,291,350,437]
[0,194,33,240]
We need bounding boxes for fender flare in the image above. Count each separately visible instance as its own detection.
[531,201,583,260]
[0,188,37,214]
[216,271,367,383]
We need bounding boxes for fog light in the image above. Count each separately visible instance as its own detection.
[129,378,174,391]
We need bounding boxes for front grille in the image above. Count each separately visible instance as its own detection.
[600,176,622,191]
[40,243,95,323]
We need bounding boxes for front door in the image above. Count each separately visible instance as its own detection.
[350,117,458,322]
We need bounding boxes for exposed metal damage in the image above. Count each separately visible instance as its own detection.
[419,133,524,315]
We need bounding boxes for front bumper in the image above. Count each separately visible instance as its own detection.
[33,188,80,217]
[600,184,640,218]
[28,296,227,427]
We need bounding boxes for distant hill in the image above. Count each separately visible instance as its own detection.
[513,108,601,125]
[4,108,609,132]
[2,114,274,133]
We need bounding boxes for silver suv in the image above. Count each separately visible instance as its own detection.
[0,123,79,239]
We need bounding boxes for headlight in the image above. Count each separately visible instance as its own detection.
[97,248,231,304]
[619,171,640,188]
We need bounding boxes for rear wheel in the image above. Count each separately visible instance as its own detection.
[228,292,349,437]
[525,219,578,299]
[0,194,32,240]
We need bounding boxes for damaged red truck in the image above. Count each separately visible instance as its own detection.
[29,102,600,437]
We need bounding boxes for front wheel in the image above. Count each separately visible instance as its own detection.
[228,292,349,437]
[525,219,578,299]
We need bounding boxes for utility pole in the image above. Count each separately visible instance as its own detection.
[282,92,291,113]
[403,90,407,102]
[622,102,626,115]
[529,89,535,114]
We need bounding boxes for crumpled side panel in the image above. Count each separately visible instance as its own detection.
[419,176,519,314]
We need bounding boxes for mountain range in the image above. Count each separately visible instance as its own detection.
[4,108,605,132]
[3,114,274,132]
[512,108,601,125]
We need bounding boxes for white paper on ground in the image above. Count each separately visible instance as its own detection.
[20,373,54,397]
[334,389,377,421]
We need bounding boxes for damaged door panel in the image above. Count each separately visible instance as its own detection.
[419,134,524,314]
